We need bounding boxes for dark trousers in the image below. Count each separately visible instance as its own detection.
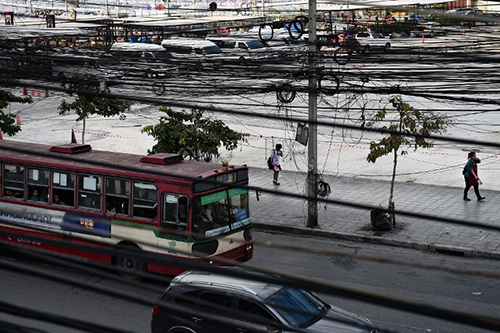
[464,176,481,199]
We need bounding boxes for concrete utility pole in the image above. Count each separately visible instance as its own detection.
[307,0,318,228]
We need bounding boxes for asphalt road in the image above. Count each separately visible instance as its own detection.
[0,231,499,333]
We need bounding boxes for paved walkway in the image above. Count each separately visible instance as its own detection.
[249,167,500,260]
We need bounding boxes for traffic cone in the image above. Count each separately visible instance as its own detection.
[37,89,41,97]
[444,44,447,53]
[0,131,3,140]
[16,113,21,125]
[421,34,425,44]
[71,129,77,143]
[45,89,49,98]
[23,86,27,95]
[31,89,35,97]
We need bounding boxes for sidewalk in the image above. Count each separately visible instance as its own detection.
[249,167,500,260]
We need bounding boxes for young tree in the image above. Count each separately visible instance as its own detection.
[0,60,33,136]
[366,95,450,222]
[0,90,32,136]
[141,107,248,161]
[58,77,131,143]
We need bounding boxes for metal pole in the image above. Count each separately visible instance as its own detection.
[29,0,32,16]
[307,0,318,228]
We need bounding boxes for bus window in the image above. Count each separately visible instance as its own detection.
[28,168,49,202]
[161,193,188,234]
[132,181,158,220]
[105,177,130,215]
[77,174,102,211]
[52,171,75,207]
[229,188,249,222]
[3,164,24,199]
[193,190,231,237]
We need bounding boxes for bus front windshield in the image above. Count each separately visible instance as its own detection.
[193,188,250,238]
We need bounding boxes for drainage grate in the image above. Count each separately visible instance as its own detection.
[435,248,465,257]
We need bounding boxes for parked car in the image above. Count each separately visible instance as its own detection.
[151,268,376,333]
[109,42,177,78]
[206,35,274,61]
[355,32,391,53]
[410,23,448,38]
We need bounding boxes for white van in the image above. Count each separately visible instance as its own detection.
[205,34,276,61]
[109,42,177,78]
[160,38,222,56]
[160,38,223,71]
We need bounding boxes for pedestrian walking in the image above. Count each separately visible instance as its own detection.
[463,151,485,201]
[271,144,283,185]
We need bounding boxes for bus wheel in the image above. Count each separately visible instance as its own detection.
[115,244,146,279]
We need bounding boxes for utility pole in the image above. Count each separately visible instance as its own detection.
[307,0,318,228]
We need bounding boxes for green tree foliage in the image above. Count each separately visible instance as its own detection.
[58,77,131,143]
[367,95,450,211]
[142,107,249,160]
[0,61,33,136]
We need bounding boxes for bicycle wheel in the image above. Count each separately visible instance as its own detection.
[152,82,165,96]
[334,47,351,65]
[318,73,340,95]
[276,83,296,104]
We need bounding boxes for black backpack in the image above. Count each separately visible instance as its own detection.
[462,164,468,175]
[267,156,273,170]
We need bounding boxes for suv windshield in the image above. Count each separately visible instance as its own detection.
[267,287,326,328]
[193,188,250,238]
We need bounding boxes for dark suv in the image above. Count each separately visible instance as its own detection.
[151,268,376,333]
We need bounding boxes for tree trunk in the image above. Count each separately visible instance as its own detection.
[82,119,86,144]
[389,148,397,207]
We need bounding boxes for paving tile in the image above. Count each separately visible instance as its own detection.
[249,167,500,256]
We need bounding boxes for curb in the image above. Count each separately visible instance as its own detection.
[253,223,500,261]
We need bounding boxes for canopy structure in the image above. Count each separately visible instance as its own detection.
[270,0,451,11]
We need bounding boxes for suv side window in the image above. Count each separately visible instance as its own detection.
[200,291,233,310]
[173,291,201,307]
[237,43,248,50]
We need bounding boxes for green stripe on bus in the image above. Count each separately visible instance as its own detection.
[112,219,156,230]
[229,188,247,197]
[201,191,227,205]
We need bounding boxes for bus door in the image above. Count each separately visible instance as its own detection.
[160,193,189,255]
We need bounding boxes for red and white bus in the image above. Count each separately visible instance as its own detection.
[0,140,253,275]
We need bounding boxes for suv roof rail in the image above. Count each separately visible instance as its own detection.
[180,279,259,296]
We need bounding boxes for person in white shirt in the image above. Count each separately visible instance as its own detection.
[271,144,283,185]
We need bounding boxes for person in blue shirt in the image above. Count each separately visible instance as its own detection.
[30,189,42,201]
[463,151,485,201]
